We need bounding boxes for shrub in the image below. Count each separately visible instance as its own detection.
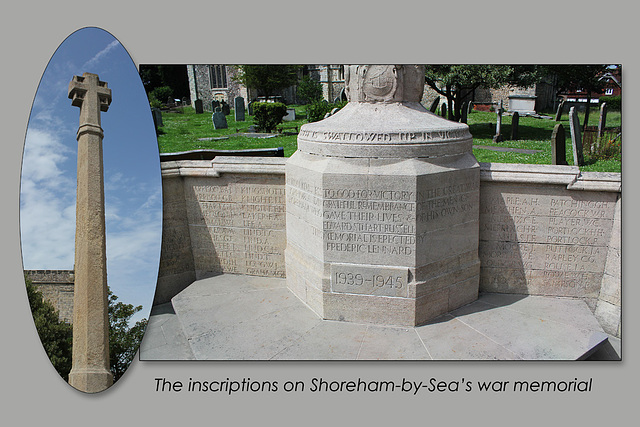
[599,95,621,111]
[148,86,173,107]
[306,100,348,123]
[297,75,323,104]
[253,102,288,133]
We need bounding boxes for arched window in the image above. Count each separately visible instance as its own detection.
[209,65,228,89]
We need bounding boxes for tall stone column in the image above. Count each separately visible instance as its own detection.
[67,72,113,392]
[286,65,480,327]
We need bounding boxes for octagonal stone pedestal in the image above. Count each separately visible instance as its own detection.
[285,66,480,327]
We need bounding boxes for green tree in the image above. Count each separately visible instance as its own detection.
[234,65,301,99]
[297,75,323,104]
[108,289,147,382]
[540,64,611,128]
[26,275,146,384]
[25,276,73,381]
[424,65,541,121]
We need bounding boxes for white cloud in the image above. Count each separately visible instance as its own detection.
[83,40,119,70]
[20,127,77,269]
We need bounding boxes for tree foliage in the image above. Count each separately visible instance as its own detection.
[25,276,73,381]
[108,289,147,382]
[297,75,323,104]
[252,102,288,133]
[424,65,541,122]
[25,275,146,384]
[540,64,611,127]
[234,65,301,99]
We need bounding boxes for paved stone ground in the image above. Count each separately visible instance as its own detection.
[140,274,618,361]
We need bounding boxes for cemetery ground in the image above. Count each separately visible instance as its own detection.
[156,106,621,173]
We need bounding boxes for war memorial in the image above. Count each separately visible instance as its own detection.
[141,65,621,360]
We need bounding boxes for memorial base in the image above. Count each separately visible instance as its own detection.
[285,152,480,327]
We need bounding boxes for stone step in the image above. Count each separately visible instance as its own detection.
[142,274,610,361]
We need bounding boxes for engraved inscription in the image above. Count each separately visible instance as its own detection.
[330,263,409,297]
[188,179,286,278]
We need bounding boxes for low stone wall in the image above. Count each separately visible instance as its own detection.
[157,158,621,336]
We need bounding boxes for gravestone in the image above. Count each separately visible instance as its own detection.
[234,96,245,121]
[283,108,296,121]
[212,100,220,111]
[468,100,474,115]
[569,106,584,166]
[429,96,440,113]
[440,102,447,119]
[461,101,469,123]
[151,108,163,129]
[493,100,504,142]
[221,101,230,116]
[510,111,519,140]
[555,100,565,121]
[212,107,228,129]
[67,72,113,392]
[551,123,568,165]
[286,65,480,327]
[194,99,203,114]
[598,102,608,138]
[248,101,254,116]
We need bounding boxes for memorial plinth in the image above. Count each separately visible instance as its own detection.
[285,65,480,326]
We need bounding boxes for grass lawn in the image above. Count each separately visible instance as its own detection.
[155,105,621,173]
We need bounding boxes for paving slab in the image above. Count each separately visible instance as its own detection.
[140,274,611,361]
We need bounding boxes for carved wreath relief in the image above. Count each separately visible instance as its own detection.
[345,65,425,103]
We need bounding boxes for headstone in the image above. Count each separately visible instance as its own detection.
[212,107,228,129]
[461,101,469,123]
[569,106,584,166]
[555,100,565,121]
[248,101,255,116]
[551,123,568,165]
[286,65,480,327]
[221,101,230,116]
[67,72,113,392]
[440,102,447,119]
[283,108,296,121]
[493,100,504,142]
[151,108,163,129]
[510,111,519,140]
[234,96,245,122]
[194,99,203,114]
[428,96,440,113]
[598,102,608,138]
[212,100,220,111]
[467,100,474,115]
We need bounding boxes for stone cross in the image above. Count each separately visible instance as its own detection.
[67,72,113,393]
[569,106,584,166]
[555,99,565,121]
[493,100,504,142]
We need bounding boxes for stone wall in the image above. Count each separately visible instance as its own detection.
[25,270,75,323]
[156,158,286,305]
[157,159,621,336]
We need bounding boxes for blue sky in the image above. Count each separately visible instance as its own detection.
[20,27,162,323]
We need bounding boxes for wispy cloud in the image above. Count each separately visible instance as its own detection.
[83,40,119,70]
[20,127,77,269]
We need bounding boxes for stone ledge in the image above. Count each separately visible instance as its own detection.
[480,162,621,192]
[161,157,287,178]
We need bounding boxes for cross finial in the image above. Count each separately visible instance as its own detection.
[68,72,112,126]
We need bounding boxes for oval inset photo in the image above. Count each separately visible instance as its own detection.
[20,27,162,393]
